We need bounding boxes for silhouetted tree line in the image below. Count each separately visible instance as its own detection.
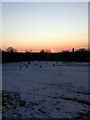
[2,50,90,63]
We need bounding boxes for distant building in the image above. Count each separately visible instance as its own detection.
[72,48,74,53]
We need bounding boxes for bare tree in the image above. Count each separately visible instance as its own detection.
[40,49,44,53]
[6,47,17,52]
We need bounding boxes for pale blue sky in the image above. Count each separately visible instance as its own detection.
[0,2,2,50]
[2,2,88,52]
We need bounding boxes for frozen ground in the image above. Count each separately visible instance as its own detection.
[2,61,90,119]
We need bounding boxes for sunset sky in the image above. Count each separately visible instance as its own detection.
[2,2,88,52]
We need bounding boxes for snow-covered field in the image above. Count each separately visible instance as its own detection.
[2,61,89,119]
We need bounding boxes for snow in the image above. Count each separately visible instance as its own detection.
[2,61,89,118]
[0,63,2,119]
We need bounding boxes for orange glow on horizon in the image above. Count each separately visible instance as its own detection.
[2,45,88,53]
[2,36,88,52]
[2,2,88,53]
